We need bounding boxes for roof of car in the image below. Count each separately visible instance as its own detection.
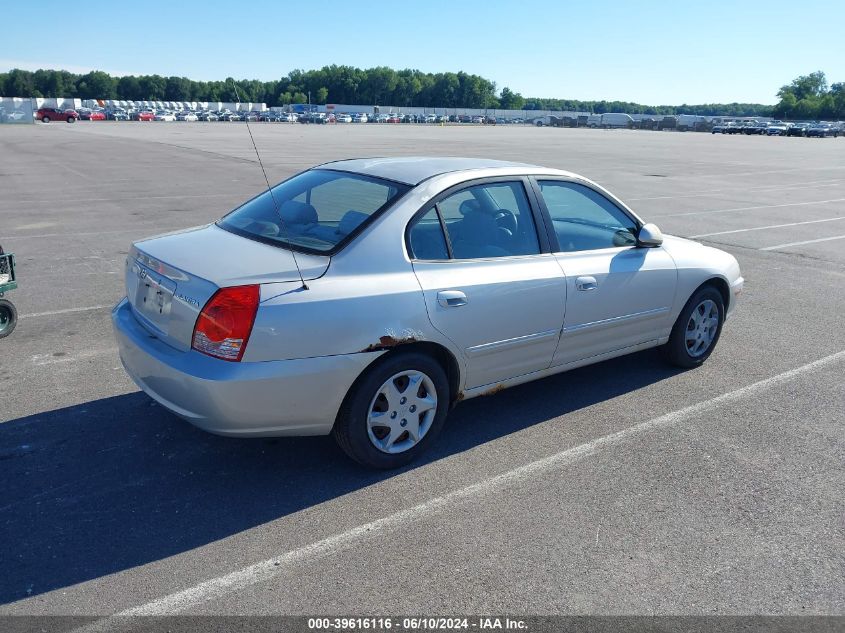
[318,156,543,185]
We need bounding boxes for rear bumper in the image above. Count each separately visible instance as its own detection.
[112,298,380,437]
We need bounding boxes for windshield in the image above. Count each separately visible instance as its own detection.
[218,169,409,253]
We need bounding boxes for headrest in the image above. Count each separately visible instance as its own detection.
[337,210,369,236]
[460,207,499,244]
[459,199,481,215]
[279,200,318,226]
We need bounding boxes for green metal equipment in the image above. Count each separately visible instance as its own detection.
[0,251,18,338]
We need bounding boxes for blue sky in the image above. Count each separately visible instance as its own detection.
[3,0,843,104]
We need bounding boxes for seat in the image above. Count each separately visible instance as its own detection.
[451,208,511,259]
[336,210,369,237]
[451,200,513,258]
[278,200,318,235]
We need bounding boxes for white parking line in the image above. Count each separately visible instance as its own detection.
[20,305,112,319]
[689,216,845,238]
[760,234,845,251]
[654,198,845,218]
[30,348,118,366]
[628,179,844,202]
[4,193,235,204]
[73,350,845,621]
[5,229,131,240]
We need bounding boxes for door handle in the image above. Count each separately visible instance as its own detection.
[437,290,468,307]
[575,276,598,291]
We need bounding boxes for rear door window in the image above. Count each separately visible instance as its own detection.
[435,182,541,259]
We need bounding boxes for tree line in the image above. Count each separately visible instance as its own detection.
[0,66,505,109]
[772,71,844,120]
[1,66,840,118]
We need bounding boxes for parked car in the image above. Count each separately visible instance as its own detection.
[335,113,353,123]
[744,122,769,135]
[198,111,219,122]
[154,111,176,122]
[132,110,155,121]
[766,122,789,136]
[424,114,437,124]
[786,123,809,137]
[259,111,280,122]
[36,107,77,123]
[352,113,368,123]
[112,157,743,469]
[107,108,130,121]
[176,111,199,121]
[88,110,106,121]
[806,123,839,138]
[724,122,747,134]
[299,113,326,124]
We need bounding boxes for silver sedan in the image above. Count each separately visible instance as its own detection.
[112,157,743,468]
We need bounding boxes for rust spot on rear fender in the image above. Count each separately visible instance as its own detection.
[360,334,418,353]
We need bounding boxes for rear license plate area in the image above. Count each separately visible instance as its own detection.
[133,263,176,335]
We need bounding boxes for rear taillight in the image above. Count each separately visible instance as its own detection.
[192,285,260,362]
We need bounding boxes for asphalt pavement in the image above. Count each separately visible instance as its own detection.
[0,122,842,619]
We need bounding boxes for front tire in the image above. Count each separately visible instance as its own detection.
[333,351,450,469]
[66,117,76,123]
[663,286,724,368]
[42,116,50,123]
[0,299,18,338]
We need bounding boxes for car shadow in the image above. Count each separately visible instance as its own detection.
[0,348,678,604]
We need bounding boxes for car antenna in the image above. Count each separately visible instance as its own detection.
[231,80,308,291]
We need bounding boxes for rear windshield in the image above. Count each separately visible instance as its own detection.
[218,169,408,253]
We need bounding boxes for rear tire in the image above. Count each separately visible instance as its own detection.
[0,299,17,339]
[333,351,450,469]
[662,286,724,368]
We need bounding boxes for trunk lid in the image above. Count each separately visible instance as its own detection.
[125,224,329,351]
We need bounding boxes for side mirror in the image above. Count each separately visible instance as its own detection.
[637,223,663,247]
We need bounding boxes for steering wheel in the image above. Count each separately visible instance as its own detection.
[492,208,518,234]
